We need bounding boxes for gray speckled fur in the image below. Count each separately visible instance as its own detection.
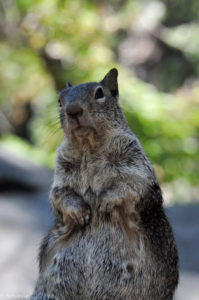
[31,69,178,300]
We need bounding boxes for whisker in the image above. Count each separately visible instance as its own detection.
[45,125,62,139]
[46,120,61,127]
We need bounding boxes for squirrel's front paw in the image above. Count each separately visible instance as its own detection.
[98,197,123,215]
[62,200,91,227]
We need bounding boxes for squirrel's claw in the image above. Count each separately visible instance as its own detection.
[98,200,114,216]
[98,197,123,218]
[63,205,91,227]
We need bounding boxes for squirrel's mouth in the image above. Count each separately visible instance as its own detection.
[68,114,92,136]
[73,126,91,136]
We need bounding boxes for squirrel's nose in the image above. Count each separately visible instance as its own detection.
[66,102,83,117]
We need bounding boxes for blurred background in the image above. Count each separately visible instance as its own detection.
[0,0,198,299]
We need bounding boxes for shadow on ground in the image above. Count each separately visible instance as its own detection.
[0,148,198,299]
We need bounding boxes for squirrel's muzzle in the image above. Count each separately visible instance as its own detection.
[65,102,83,118]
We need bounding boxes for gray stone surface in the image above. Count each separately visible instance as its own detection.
[0,191,53,299]
[166,206,199,299]
[0,151,198,299]
[166,205,199,274]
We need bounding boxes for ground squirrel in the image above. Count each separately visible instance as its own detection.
[31,68,179,300]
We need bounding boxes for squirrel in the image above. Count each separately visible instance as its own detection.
[31,68,179,300]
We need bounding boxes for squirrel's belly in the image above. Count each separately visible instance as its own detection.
[43,223,155,300]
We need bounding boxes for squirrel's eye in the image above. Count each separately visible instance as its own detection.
[95,87,104,100]
[58,98,62,107]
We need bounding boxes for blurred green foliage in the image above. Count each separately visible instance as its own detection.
[0,0,199,190]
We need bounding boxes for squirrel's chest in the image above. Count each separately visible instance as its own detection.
[71,155,115,197]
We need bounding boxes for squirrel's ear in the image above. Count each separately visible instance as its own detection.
[66,81,72,88]
[101,68,118,97]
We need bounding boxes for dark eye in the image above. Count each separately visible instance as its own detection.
[58,97,62,107]
[95,87,104,100]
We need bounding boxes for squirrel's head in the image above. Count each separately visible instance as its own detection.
[58,68,126,140]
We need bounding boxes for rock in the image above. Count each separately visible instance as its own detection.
[0,147,53,192]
